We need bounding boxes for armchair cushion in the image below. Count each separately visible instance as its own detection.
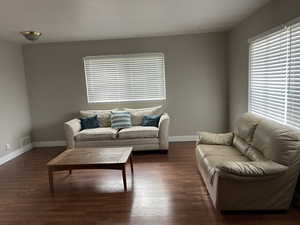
[198,132,233,146]
[217,161,288,177]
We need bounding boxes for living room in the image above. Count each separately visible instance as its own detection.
[1,0,300,224]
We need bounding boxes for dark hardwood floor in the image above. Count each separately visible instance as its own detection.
[0,142,299,225]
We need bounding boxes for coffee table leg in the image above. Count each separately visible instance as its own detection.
[122,165,127,191]
[48,168,54,194]
[130,154,134,175]
[69,170,72,175]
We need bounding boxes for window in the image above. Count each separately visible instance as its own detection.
[249,18,300,128]
[83,53,166,103]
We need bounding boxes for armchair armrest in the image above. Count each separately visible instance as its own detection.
[64,119,81,149]
[158,113,170,150]
[197,131,233,146]
[217,161,288,177]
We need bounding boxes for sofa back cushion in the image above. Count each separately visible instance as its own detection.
[122,105,163,126]
[245,146,266,161]
[252,118,300,166]
[233,135,250,155]
[80,109,117,127]
[234,112,261,143]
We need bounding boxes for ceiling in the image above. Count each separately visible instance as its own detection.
[0,0,270,44]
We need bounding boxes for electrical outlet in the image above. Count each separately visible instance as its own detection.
[20,136,31,148]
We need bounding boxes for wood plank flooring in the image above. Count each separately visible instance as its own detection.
[0,142,299,225]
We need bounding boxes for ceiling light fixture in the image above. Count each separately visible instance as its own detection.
[20,31,42,41]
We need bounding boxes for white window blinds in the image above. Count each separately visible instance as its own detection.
[83,53,166,103]
[249,19,300,129]
[249,28,288,123]
[287,22,300,127]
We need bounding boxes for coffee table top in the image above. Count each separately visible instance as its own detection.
[47,147,132,167]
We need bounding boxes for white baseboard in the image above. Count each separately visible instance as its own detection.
[169,135,199,142]
[32,136,198,148]
[33,140,66,147]
[0,143,33,166]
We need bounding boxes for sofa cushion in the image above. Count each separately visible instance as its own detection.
[245,146,266,161]
[75,127,117,141]
[80,109,118,127]
[204,155,250,169]
[252,118,300,166]
[234,112,261,143]
[233,135,250,154]
[217,161,288,177]
[202,153,250,185]
[118,126,159,139]
[111,111,132,129]
[123,105,163,126]
[197,145,243,158]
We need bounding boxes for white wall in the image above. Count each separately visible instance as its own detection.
[23,32,229,142]
[228,0,300,128]
[0,39,32,157]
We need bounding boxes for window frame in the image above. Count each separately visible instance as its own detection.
[248,16,300,129]
[83,52,166,104]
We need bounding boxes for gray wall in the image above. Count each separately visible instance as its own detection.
[0,40,31,157]
[229,0,300,128]
[23,32,229,142]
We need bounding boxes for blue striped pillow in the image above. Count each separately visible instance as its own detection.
[111,111,132,129]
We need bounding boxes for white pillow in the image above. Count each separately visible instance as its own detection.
[122,105,164,126]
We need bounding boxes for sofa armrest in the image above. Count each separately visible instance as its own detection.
[217,161,288,177]
[197,131,233,146]
[158,113,170,150]
[64,119,81,149]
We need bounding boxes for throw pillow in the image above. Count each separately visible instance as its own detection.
[80,115,100,130]
[142,114,161,127]
[122,105,163,126]
[111,111,132,129]
[80,108,118,127]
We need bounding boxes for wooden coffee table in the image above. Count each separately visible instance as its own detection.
[47,147,133,193]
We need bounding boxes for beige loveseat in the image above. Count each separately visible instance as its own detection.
[64,106,169,151]
[196,112,300,211]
